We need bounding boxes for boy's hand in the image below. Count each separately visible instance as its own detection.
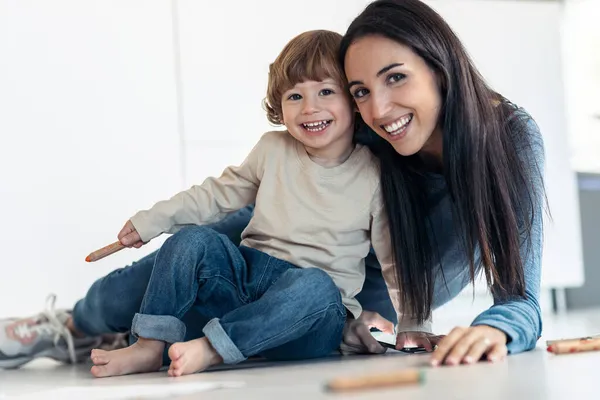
[396,331,445,352]
[340,311,395,355]
[118,220,144,248]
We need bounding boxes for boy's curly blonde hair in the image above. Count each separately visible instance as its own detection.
[264,30,347,125]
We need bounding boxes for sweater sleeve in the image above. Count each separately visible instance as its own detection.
[370,188,433,333]
[129,134,268,242]
[470,115,545,354]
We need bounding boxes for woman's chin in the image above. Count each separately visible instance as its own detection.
[389,141,420,157]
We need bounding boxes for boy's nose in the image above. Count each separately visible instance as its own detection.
[301,99,319,115]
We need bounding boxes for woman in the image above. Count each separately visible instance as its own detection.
[340,0,546,366]
[0,0,545,369]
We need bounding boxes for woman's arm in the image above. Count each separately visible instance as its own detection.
[470,116,545,353]
[431,115,546,365]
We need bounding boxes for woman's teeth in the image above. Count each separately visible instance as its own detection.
[383,114,413,135]
[302,120,331,132]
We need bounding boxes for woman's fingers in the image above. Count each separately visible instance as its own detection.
[431,325,508,366]
[486,342,508,363]
[431,327,468,366]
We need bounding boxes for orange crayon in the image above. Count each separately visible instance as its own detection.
[547,337,600,355]
[325,369,424,393]
[546,334,600,346]
[85,241,126,262]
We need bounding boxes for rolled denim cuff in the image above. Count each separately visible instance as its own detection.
[131,313,186,343]
[202,318,245,364]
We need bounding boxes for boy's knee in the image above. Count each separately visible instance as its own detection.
[164,226,220,251]
[294,268,340,302]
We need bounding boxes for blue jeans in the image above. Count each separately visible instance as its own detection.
[129,226,345,363]
[72,206,396,345]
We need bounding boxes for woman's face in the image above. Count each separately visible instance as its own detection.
[344,35,443,158]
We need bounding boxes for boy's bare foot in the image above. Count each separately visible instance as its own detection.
[168,337,223,377]
[90,338,164,378]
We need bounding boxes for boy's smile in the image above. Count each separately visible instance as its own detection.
[281,79,354,162]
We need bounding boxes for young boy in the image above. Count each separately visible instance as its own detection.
[89,30,394,378]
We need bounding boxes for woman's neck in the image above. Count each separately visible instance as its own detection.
[418,127,444,173]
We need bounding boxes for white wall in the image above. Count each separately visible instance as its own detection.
[0,0,582,320]
[176,0,372,184]
[0,0,182,317]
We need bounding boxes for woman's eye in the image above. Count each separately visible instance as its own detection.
[352,88,369,99]
[387,73,406,84]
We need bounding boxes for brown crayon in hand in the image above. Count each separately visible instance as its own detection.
[325,369,424,392]
[85,241,126,262]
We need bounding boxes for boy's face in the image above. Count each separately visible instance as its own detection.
[281,79,354,158]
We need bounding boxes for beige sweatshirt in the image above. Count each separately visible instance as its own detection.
[130,130,395,319]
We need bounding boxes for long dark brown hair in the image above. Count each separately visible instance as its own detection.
[340,0,547,323]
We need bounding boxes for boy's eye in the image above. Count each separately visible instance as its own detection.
[352,88,369,99]
[387,73,406,84]
[287,93,302,101]
[319,88,334,96]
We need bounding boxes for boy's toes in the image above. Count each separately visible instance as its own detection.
[168,343,183,362]
[90,364,111,378]
[90,349,109,365]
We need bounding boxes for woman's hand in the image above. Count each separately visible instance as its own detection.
[118,220,144,248]
[430,325,508,366]
[340,311,395,355]
[396,331,445,352]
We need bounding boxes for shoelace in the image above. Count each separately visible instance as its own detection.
[12,294,76,364]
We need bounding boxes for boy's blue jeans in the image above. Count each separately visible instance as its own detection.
[72,205,396,362]
[129,225,346,363]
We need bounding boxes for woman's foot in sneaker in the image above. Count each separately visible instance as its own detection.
[0,294,102,369]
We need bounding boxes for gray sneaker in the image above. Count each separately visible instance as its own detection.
[0,294,103,369]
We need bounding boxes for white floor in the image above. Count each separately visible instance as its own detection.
[1,308,599,400]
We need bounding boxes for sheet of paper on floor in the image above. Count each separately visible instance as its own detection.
[0,381,245,400]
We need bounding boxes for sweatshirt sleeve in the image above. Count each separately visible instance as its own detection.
[470,115,545,354]
[370,188,433,333]
[129,134,268,242]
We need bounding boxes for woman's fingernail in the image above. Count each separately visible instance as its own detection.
[447,358,456,365]
[488,356,496,363]
[431,359,439,367]
[464,356,473,364]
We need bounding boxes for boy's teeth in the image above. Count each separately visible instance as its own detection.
[383,115,412,134]
[303,120,331,132]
